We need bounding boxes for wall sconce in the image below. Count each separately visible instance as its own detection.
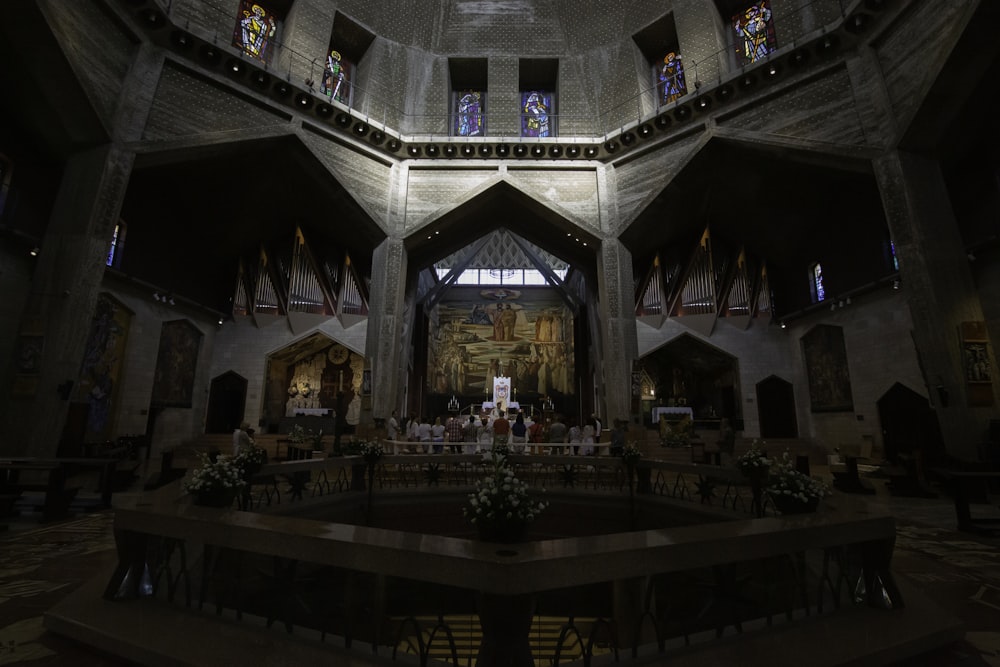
[30,247,40,257]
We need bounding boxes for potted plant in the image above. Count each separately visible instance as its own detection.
[182,453,246,507]
[464,454,547,543]
[766,451,829,514]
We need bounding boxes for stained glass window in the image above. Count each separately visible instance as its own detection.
[657,52,687,106]
[890,240,899,271]
[733,1,777,66]
[454,90,485,137]
[812,263,826,302]
[233,1,278,63]
[521,90,553,138]
[106,222,122,267]
[321,50,351,104]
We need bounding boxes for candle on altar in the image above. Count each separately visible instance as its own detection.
[338,370,343,392]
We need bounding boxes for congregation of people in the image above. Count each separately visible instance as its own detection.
[383,408,623,456]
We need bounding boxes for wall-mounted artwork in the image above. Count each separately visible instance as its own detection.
[75,294,132,439]
[427,287,574,401]
[151,320,203,408]
[961,321,994,407]
[801,324,854,412]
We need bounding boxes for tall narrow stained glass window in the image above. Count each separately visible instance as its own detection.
[812,263,826,303]
[233,1,279,63]
[454,90,485,137]
[657,52,687,106]
[521,90,553,137]
[733,1,777,66]
[890,240,899,271]
[321,50,351,104]
[106,221,124,268]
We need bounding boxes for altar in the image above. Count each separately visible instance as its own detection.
[652,406,694,422]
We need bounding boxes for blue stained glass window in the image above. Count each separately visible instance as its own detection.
[657,52,687,106]
[733,1,777,66]
[812,263,825,302]
[233,1,278,63]
[454,91,485,137]
[521,90,553,137]
[890,240,899,271]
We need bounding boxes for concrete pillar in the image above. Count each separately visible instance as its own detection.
[4,145,135,457]
[874,150,991,460]
[366,236,409,421]
[596,238,638,427]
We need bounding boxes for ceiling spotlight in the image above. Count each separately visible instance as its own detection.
[620,132,635,145]
[294,92,313,109]
[716,84,734,102]
[513,144,528,157]
[386,138,402,153]
[565,145,581,158]
[251,70,269,88]
[443,144,457,157]
[767,62,779,77]
[790,49,809,67]
[407,145,422,157]
[169,296,176,306]
[316,102,334,118]
[548,145,563,158]
[353,122,370,136]
[461,144,476,157]
[273,81,292,97]
[425,144,439,157]
[226,58,246,75]
[369,130,385,144]
[674,105,691,121]
[603,140,618,153]
[153,291,161,301]
[334,113,352,127]
[495,144,510,157]
[780,322,787,329]
[739,73,756,89]
[217,317,224,326]
[478,144,492,157]
[30,247,40,257]
[531,145,546,157]
[139,8,166,27]
[199,44,221,65]
[170,30,193,49]
[892,279,900,290]
[654,114,671,130]
[637,124,654,138]
[584,146,599,158]
[695,96,712,111]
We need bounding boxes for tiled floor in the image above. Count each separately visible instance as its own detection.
[1,455,999,666]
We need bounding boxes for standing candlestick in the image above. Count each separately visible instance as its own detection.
[339,370,343,392]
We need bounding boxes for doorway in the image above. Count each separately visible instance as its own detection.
[756,375,797,438]
[205,371,248,434]
[877,383,944,464]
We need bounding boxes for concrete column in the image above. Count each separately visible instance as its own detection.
[874,150,990,460]
[596,238,638,426]
[366,236,409,421]
[4,145,135,457]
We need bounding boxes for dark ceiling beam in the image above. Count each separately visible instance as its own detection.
[421,235,492,310]
[508,233,581,315]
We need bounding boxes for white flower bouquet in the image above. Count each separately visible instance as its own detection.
[620,442,642,465]
[736,439,771,478]
[183,453,246,496]
[463,459,547,541]
[767,450,829,507]
[359,440,385,463]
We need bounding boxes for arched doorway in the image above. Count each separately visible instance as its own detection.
[205,371,248,434]
[756,375,797,438]
[877,383,945,464]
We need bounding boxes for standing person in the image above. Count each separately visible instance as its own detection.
[548,414,567,455]
[610,418,626,457]
[417,416,433,452]
[477,415,493,453]
[233,421,252,456]
[591,413,603,443]
[387,410,400,441]
[528,412,545,453]
[430,416,446,453]
[582,417,596,456]
[510,413,528,453]
[446,415,464,453]
[406,412,420,452]
[492,410,510,447]
[463,415,478,453]
[568,417,582,456]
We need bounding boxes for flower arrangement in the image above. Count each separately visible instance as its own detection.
[183,453,246,501]
[288,424,323,449]
[491,441,511,459]
[661,416,693,447]
[463,457,547,542]
[736,439,771,478]
[359,440,385,463]
[620,442,642,465]
[766,450,829,507]
[235,443,267,471]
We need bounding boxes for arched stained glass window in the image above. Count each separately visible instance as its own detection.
[811,262,826,303]
[454,90,485,137]
[521,90,553,138]
[233,1,279,63]
[733,1,777,66]
[657,52,687,106]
